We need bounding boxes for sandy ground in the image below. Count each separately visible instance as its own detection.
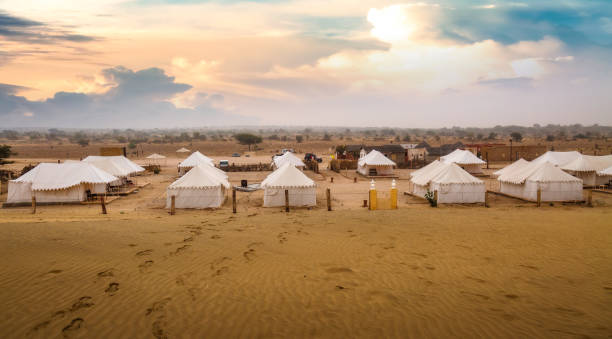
[1,156,612,338]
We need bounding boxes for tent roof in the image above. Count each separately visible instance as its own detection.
[411,162,482,186]
[168,164,230,189]
[409,160,441,178]
[176,147,191,153]
[83,155,145,177]
[146,153,166,159]
[358,150,396,167]
[498,161,582,184]
[598,165,612,176]
[441,149,486,165]
[531,151,581,167]
[179,151,214,168]
[492,158,529,177]
[11,162,118,191]
[561,155,612,173]
[273,152,306,168]
[262,163,315,188]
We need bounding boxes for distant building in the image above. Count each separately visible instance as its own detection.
[478,145,548,162]
[419,141,465,158]
[401,143,428,161]
[345,144,407,165]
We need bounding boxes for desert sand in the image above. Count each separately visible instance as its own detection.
[1,185,612,338]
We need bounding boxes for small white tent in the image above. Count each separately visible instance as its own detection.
[498,161,583,202]
[440,149,486,174]
[531,151,581,167]
[492,158,529,178]
[7,163,118,204]
[598,166,612,184]
[166,165,230,209]
[261,163,316,207]
[560,155,612,186]
[176,147,190,153]
[146,153,167,166]
[357,150,396,177]
[410,162,485,203]
[272,152,306,169]
[178,151,214,175]
[82,155,144,186]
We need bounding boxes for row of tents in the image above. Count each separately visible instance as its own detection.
[6,156,145,204]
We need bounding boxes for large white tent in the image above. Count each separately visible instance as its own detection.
[178,151,214,175]
[492,158,530,178]
[409,160,441,178]
[261,163,316,207]
[357,150,396,176]
[7,163,118,204]
[410,162,485,203]
[498,161,583,202]
[531,151,582,167]
[560,155,612,187]
[166,165,230,209]
[440,149,486,174]
[272,152,306,169]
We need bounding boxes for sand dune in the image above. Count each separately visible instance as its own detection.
[0,206,611,338]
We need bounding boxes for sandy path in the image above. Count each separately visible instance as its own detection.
[0,207,611,338]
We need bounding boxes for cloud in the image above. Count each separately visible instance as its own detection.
[0,66,257,128]
[0,11,98,44]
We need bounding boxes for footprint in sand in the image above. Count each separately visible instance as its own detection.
[326,267,354,274]
[61,318,84,337]
[105,282,119,295]
[69,297,94,312]
[519,264,540,271]
[47,269,63,275]
[136,249,153,256]
[139,260,154,272]
[277,232,289,244]
[210,235,221,240]
[182,236,194,243]
[97,269,114,278]
[243,248,256,261]
[170,245,190,256]
[465,276,486,283]
[146,298,172,339]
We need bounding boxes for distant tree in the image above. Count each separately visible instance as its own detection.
[476,133,484,140]
[1,130,19,140]
[267,134,280,140]
[487,132,497,140]
[323,133,332,141]
[574,133,588,139]
[546,135,555,142]
[234,133,262,151]
[0,145,16,164]
[402,135,411,142]
[295,135,304,143]
[128,141,137,149]
[510,132,523,142]
[394,135,400,142]
[281,135,288,142]
[77,138,89,147]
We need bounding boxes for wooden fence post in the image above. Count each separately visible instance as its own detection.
[170,195,176,215]
[101,195,107,214]
[284,189,289,212]
[232,188,237,213]
[330,177,334,183]
[353,177,357,183]
[434,190,438,207]
[326,188,331,211]
[588,189,593,207]
[31,196,36,214]
[537,188,541,207]
[484,191,489,208]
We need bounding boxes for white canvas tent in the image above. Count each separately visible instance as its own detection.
[560,155,612,186]
[531,151,581,167]
[146,153,167,166]
[178,151,214,175]
[498,161,583,202]
[410,162,485,203]
[261,163,316,207]
[166,165,230,209]
[409,160,441,178]
[83,155,145,186]
[357,150,396,177]
[7,163,118,204]
[272,152,306,169]
[176,147,190,153]
[440,149,486,174]
[492,158,529,178]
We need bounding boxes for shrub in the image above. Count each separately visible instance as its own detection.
[424,189,437,207]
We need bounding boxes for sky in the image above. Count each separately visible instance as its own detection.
[0,0,611,128]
